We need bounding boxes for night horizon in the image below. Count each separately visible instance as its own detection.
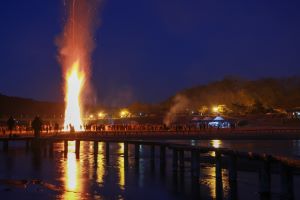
[0,2,300,199]
[0,0,300,105]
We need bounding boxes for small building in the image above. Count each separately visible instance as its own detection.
[287,107,300,119]
[191,116,232,128]
[208,116,231,128]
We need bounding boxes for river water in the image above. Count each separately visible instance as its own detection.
[0,140,299,200]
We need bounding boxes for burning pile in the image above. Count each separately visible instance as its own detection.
[64,60,84,131]
[57,0,101,131]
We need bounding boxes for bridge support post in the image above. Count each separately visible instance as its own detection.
[160,145,166,174]
[172,148,178,171]
[172,148,179,193]
[42,140,47,156]
[150,145,155,171]
[64,140,68,158]
[280,164,294,200]
[3,140,8,152]
[179,150,184,171]
[191,150,200,178]
[228,154,237,182]
[178,149,185,191]
[124,142,128,158]
[259,158,271,199]
[134,143,140,168]
[191,149,200,197]
[49,141,54,158]
[75,140,80,159]
[31,138,41,152]
[93,141,99,156]
[215,150,223,200]
[124,142,128,167]
[105,142,110,164]
[228,154,237,200]
[25,140,30,151]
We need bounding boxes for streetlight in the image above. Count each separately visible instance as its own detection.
[212,106,219,113]
[120,109,130,118]
[98,112,105,119]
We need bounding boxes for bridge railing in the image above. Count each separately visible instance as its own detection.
[0,127,300,140]
[0,136,299,199]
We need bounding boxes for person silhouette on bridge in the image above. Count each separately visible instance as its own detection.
[32,116,43,138]
[7,116,16,137]
[54,123,59,134]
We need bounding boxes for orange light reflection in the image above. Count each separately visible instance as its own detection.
[64,141,80,200]
[97,142,105,185]
[118,143,125,190]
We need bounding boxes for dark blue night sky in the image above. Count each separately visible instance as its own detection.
[0,0,300,105]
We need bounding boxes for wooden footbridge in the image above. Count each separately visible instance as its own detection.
[2,127,300,140]
[0,131,299,200]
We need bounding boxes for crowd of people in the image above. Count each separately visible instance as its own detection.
[88,123,228,132]
[1,116,44,137]
[0,116,236,136]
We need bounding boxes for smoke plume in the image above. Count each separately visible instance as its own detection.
[56,0,102,102]
[164,94,189,126]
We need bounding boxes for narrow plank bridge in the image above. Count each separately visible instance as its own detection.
[0,131,299,200]
[2,127,300,140]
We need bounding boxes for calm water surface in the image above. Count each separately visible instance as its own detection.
[0,140,299,200]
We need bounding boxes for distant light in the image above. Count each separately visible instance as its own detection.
[191,140,196,146]
[89,114,94,119]
[211,140,221,148]
[120,109,130,118]
[98,112,105,119]
[212,106,219,113]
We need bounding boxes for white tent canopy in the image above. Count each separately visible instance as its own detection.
[213,116,224,121]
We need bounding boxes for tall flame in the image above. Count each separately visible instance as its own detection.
[64,61,84,131]
[56,0,101,131]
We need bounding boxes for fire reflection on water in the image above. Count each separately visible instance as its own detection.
[206,140,219,199]
[66,153,77,190]
[96,142,105,185]
[62,141,124,199]
[206,166,229,199]
[60,141,229,199]
[205,139,228,199]
[64,141,80,200]
[210,140,222,157]
[206,165,217,199]
[118,143,125,190]
[211,140,221,148]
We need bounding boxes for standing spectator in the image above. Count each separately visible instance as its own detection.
[7,116,16,137]
[32,116,43,138]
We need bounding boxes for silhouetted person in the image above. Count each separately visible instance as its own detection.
[7,116,16,137]
[32,116,43,138]
[69,124,75,133]
[54,123,59,133]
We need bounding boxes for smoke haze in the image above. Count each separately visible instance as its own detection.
[164,94,189,126]
[56,0,102,103]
